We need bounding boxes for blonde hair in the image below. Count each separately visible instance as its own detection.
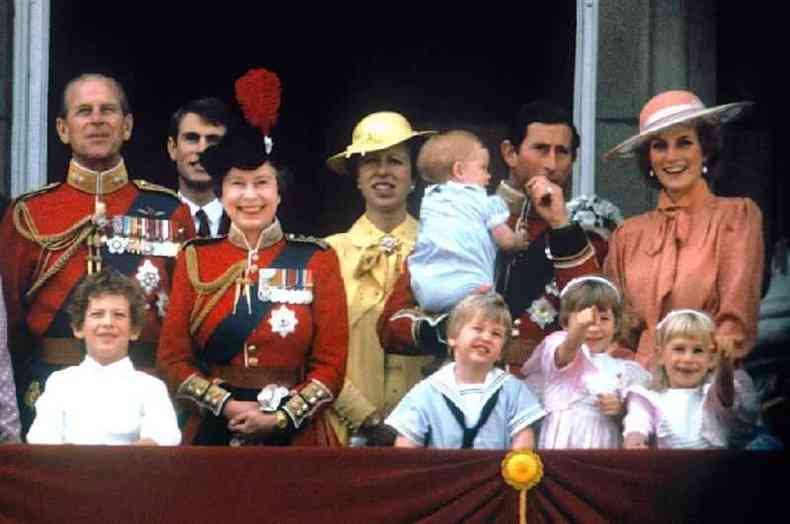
[652,309,716,390]
[558,275,622,332]
[416,130,483,184]
[446,293,513,362]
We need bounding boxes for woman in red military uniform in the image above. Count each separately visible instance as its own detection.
[157,70,347,446]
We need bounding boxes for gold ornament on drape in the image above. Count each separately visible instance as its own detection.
[501,450,543,524]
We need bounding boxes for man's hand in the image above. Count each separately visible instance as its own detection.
[525,176,569,228]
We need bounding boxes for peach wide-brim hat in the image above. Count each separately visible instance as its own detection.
[604,90,752,159]
[327,111,435,175]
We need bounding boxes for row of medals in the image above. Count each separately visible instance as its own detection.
[103,215,181,258]
[249,261,314,304]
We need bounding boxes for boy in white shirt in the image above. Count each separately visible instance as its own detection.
[27,270,180,445]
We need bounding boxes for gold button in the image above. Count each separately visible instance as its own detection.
[248,357,258,366]
[248,345,256,353]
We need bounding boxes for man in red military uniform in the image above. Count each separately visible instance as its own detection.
[378,101,622,376]
[0,73,195,433]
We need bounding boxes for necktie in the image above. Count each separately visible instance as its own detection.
[196,209,211,237]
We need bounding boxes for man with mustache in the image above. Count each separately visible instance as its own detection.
[0,73,195,434]
[167,98,233,237]
[379,101,622,376]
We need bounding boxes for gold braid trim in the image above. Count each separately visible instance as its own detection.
[184,244,246,335]
[13,201,95,301]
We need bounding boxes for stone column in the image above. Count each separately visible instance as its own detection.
[0,0,12,197]
[595,0,716,218]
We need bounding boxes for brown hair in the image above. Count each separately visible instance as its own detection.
[67,270,147,332]
[558,276,622,333]
[416,130,483,184]
[447,293,513,361]
[634,121,723,190]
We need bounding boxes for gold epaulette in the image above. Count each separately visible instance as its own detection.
[14,182,61,203]
[285,233,328,250]
[132,179,180,199]
[182,235,226,249]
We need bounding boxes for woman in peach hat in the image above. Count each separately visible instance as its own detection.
[603,90,763,369]
[324,112,435,446]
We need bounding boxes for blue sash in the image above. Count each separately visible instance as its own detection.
[44,190,181,338]
[202,241,318,364]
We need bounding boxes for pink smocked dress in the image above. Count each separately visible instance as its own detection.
[522,331,650,449]
[623,370,759,448]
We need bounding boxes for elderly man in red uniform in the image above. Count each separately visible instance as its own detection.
[0,73,195,433]
[379,101,622,375]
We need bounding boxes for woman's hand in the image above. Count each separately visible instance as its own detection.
[525,176,568,228]
[623,431,648,449]
[227,410,277,437]
[222,400,259,420]
[597,393,623,416]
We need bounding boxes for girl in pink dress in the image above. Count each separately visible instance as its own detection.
[522,276,650,449]
[623,309,759,449]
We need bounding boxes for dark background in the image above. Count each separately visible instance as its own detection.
[46,2,786,261]
[47,2,577,236]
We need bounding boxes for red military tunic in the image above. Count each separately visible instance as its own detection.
[378,183,615,377]
[0,160,195,425]
[157,222,348,446]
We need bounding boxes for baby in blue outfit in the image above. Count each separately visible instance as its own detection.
[409,130,527,313]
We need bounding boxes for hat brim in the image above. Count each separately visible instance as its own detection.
[604,101,753,160]
[326,130,436,175]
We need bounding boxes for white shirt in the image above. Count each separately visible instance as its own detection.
[179,194,225,237]
[27,356,181,446]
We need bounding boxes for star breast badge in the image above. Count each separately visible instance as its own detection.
[268,304,298,338]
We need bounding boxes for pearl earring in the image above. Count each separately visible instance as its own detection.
[649,170,655,178]
[702,165,708,174]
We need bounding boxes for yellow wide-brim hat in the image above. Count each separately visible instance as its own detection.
[604,90,752,160]
[327,111,435,174]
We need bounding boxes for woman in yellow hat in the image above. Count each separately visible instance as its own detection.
[325,112,435,446]
[604,90,763,369]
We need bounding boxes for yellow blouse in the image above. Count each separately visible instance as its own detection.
[325,215,432,444]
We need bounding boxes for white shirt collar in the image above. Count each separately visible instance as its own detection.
[179,193,224,235]
[80,355,135,374]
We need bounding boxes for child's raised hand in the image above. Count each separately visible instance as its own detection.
[597,393,623,416]
[715,336,739,365]
[570,306,598,333]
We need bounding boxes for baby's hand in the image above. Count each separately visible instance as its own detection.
[513,228,530,251]
[597,393,623,416]
[623,432,648,449]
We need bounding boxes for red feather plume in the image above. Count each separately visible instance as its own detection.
[235,68,282,136]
